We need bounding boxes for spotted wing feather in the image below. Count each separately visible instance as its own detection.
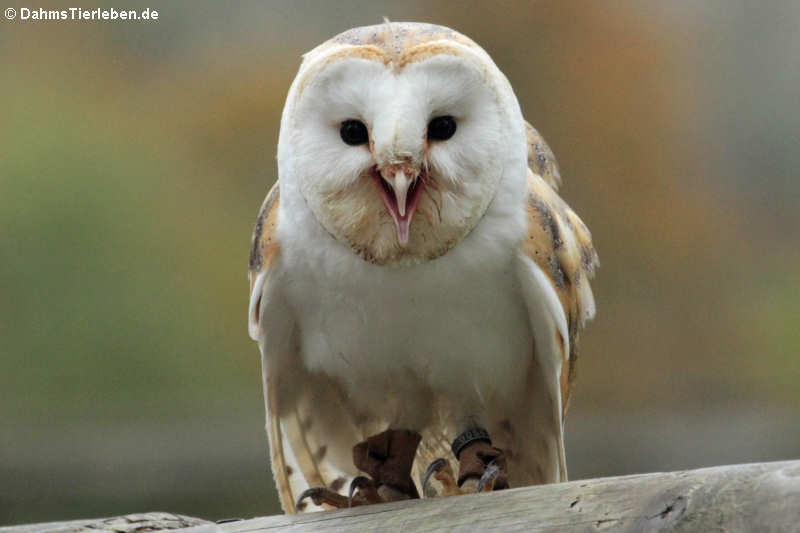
[525,122,562,191]
[521,141,598,418]
[503,127,597,487]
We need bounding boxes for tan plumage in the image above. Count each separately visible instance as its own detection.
[248,181,280,292]
[521,125,598,418]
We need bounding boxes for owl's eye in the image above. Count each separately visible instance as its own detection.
[340,120,369,146]
[427,116,457,141]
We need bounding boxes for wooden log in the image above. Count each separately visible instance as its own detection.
[3,461,799,532]
[0,513,211,533]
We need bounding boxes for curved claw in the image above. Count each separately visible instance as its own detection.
[296,487,323,509]
[348,476,372,506]
[348,476,384,506]
[421,458,449,497]
[477,460,500,492]
[295,486,349,510]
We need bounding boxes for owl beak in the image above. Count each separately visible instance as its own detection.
[391,171,412,217]
[373,166,425,246]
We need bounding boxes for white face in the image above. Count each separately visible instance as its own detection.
[281,50,524,266]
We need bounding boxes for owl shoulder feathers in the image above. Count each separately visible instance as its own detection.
[249,181,280,293]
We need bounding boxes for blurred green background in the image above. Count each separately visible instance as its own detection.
[2,0,799,525]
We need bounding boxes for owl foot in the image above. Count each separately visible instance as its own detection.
[421,429,509,497]
[456,439,509,491]
[296,429,421,510]
[294,477,386,510]
[351,428,422,503]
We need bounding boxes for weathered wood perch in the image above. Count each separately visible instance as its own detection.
[3,460,798,532]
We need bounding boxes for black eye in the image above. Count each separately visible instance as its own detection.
[340,119,369,146]
[427,115,457,141]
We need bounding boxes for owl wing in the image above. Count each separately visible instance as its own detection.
[248,182,362,513]
[512,124,598,483]
[520,123,598,418]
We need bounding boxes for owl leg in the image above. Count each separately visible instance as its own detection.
[351,428,421,503]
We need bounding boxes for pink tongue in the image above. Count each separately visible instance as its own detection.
[396,217,411,245]
[379,190,412,245]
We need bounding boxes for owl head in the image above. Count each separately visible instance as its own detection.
[278,22,528,266]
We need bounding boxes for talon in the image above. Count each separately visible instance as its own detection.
[348,476,370,502]
[422,457,460,497]
[295,486,349,510]
[477,460,500,492]
[296,487,322,508]
[348,476,381,506]
[421,458,448,497]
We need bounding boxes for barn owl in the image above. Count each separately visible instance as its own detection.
[248,22,598,513]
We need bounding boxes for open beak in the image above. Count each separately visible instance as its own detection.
[372,166,426,246]
[392,170,412,217]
